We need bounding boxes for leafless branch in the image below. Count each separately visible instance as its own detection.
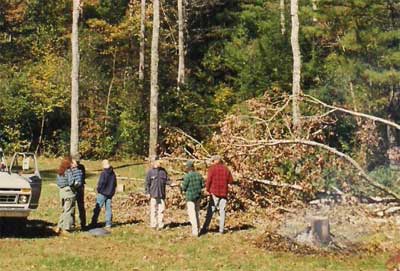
[234,137,400,201]
[303,94,400,130]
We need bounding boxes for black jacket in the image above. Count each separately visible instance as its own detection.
[97,167,117,198]
[145,167,170,199]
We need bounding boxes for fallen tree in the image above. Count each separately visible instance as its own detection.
[160,92,400,210]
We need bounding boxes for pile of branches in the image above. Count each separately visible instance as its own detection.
[159,91,400,212]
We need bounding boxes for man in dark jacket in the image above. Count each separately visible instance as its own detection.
[90,160,117,228]
[145,159,170,229]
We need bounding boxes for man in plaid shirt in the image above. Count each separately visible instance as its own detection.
[201,155,233,235]
[181,160,204,237]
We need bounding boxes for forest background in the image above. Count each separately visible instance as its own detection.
[0,0,399,172]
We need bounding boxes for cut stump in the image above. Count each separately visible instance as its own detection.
[310,216,331,245]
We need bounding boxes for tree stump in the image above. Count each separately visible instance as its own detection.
[310,216,331,245]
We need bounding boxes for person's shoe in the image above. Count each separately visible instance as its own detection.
[105,224,112,229]
[87,223,97,229]
[53,227,61,235]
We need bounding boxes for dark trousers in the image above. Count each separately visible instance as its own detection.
[75,186,86,228]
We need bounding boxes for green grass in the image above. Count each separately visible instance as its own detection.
[0,158,391,271]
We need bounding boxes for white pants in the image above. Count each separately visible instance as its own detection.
[150,198,165,229]
[187,200,200,236]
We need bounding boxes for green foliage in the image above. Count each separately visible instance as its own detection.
[0,0,398,162]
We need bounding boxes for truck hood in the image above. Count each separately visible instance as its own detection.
[0,172,31,189]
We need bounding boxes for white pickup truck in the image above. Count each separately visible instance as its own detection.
[0,149,42,221]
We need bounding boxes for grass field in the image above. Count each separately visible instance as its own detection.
[0,158,392,271]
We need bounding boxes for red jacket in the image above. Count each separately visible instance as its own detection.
[206,163,233,198]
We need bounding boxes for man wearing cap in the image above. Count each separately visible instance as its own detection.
[181,160,204,237]
[145,159,170,229]
[89,160,117,228]
[201,155,233,234]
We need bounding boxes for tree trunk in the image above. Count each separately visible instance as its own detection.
[290,0,301,134]
[105,50,117,129]
[280,0,285,35]
[139,0,146,83]
[35,112,46,155]
[71,0,80,157]
[149,0,160,160]
[177,0,186,87]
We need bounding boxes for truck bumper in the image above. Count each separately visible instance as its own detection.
[0,209,30,218]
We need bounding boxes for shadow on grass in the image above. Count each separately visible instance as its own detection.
[165,221,191,229]
[200,224,255,235]
[0,218,57,238]
[87,219,144,229]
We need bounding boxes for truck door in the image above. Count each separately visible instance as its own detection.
[10,153,42,209]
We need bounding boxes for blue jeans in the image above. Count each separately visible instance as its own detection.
[91,194,112,227]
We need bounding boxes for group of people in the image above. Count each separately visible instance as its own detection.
[55,157,117,233]
[145,155,233,237]
[55,154,233,237]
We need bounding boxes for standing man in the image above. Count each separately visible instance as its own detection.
[90,160,117,228]
[201,155,233,235]
[145,159,170,230]
[71,156,86,230]
[181,160,204,237]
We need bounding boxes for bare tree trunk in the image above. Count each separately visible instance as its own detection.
[291,0,301,134]
[71,0,80,157]
[139,0,146,83]
[280,0,285,35]
[105,50,117,129]
[177,0,186,87]
[35,112,46,155]
[149,0,160,160]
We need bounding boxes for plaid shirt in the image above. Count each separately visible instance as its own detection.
[206,163,233,198]
[181,171,204,201]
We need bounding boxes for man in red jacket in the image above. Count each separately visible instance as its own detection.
[201,155,233,235]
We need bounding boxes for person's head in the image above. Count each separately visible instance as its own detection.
[72,154,81,164]
[211,155,222,165]
[185,160,194,171]
[71,159,78,168]
[152,159,161,169]
[58,156,72,176]
[102,159,111,169]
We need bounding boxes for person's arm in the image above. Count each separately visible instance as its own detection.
[181,175,189,192]
[164,169,171,185]
[97,172,105,193]
[111,172,117,197]
[206,168,212,193]
[145,171,151,194]
[66,170,75,187]
[227,168,233,184]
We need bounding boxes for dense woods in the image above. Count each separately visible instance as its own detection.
[0,0,399,168]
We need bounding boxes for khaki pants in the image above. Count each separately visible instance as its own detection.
[150,198,165,229]
[58,186,76,231]
[187,200,200,236]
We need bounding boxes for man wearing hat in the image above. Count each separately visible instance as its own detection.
[181,160,204,237]
[90,159,117,228]
[201,155,233,235]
